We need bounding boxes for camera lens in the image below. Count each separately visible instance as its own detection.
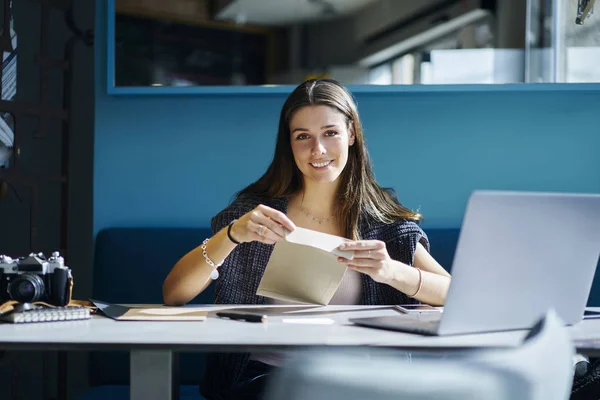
[9,274,45,303]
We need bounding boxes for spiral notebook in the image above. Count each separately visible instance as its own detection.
[0,305,91,324]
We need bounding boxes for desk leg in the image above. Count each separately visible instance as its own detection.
[130,350,175,400]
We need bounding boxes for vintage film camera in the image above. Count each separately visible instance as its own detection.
[0,251,71,306]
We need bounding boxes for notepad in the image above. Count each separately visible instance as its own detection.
[256,227,355,305]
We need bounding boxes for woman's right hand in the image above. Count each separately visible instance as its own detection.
[229,204,296,245]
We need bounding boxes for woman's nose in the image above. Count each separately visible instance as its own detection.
[311,140,326,155]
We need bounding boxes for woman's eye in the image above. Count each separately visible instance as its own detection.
[295,134,309,140]
[325,130,338,136]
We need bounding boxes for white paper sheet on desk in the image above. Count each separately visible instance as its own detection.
[256,227,355,306]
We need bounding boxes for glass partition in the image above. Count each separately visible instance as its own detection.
[106,0,600,93]
[565,0,600,82]
[526,0,599,83]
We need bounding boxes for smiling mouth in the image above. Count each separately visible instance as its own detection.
[310,160,333,168]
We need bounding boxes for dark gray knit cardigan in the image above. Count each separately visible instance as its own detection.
[200,193,429,399]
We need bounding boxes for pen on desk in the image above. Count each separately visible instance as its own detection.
[216,311,267,323]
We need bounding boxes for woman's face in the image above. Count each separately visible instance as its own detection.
[289,105,355,185]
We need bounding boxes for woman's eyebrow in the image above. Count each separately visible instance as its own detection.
[291,124,339,133]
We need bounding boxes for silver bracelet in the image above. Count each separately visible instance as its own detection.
[201,238,222,280]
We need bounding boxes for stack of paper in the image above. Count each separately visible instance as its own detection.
[256,227,355,305]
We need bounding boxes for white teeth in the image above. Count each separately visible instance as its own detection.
[311,161,331,168]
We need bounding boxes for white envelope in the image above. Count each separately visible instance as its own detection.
[256,227,355,305]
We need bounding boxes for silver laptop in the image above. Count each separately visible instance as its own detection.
[351,190,600,336]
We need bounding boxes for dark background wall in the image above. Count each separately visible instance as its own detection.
[0,0,94,399]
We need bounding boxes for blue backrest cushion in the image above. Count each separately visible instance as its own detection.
[423,228,460,274]
[90,227,215,386]
[92,227,215,304]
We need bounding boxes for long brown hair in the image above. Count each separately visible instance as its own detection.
[238,79,422,239]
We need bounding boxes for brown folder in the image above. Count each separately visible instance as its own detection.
[91,300,207,321]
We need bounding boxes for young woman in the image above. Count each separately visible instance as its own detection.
[163,78,451,400]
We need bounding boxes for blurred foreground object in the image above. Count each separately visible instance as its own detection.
[265,309,574,400]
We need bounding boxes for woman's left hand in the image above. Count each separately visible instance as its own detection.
[337,240,397,284]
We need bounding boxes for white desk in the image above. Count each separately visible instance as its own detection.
[2,305,600,400]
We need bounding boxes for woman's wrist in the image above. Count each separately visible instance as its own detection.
[387,260,421,296]
[200,227,240,273]
[227,219,242,245]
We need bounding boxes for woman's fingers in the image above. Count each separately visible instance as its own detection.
[245,204,295,243]
[234,204,296,245]
[352,249,385,260]
[248,220,282,244]
[339,257,384,268]
[251,210,287,239]
[338,240,385,251]
[257,205,296,233]
[338,240,386,259]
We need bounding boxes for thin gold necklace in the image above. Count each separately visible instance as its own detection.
[300,205,334,224]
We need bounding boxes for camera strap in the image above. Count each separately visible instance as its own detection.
[0,276,97,316]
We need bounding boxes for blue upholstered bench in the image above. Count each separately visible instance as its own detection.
[78,226,600,399]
